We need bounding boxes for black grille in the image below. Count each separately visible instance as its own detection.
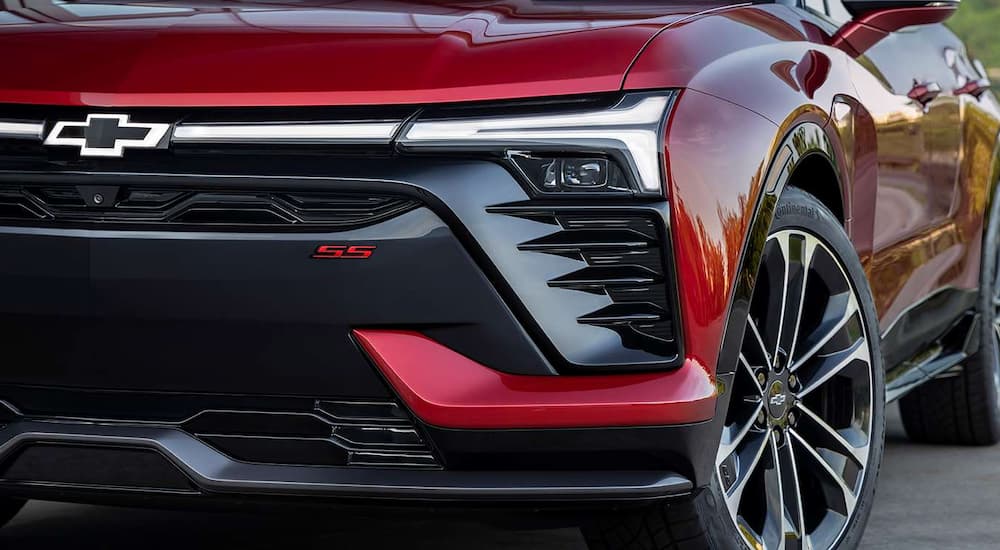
[493,207,680,361]
[182,400,439,469]
[0,184,418,231]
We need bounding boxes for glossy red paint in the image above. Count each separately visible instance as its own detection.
[955,78,992,99]
[663,89,778,378]
[629,4,858,374]
[0,2,710,107]
[353,329,717,429]
[856,5,958,31]
[626,5,855,127]
[4,0,999,385]
[832,6,958,56]
[627,1,998,336]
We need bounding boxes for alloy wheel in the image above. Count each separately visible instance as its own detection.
[716,229,875,550]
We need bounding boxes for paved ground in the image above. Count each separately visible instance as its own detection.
[0,404,995,549]
[860,404,1000,549]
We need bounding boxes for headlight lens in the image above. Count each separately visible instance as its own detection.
[398,92,677,196]
[506,152,632,194]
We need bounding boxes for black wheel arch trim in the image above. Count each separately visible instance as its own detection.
[715,121,842,378]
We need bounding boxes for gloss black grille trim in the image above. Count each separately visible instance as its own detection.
[489,205,681,364]
[0,184,419,231]
[548,265,663,291]
[180,400,440,469]
[0,394,439,470]
[518,229,653,251]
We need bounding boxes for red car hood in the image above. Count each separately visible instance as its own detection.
[0,1,718,108]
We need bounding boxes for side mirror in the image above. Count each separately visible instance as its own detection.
[831,0,960,56]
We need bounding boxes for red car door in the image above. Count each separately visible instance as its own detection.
[851,23,965,325]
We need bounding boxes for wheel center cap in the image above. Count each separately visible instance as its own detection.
[767,380,789,419]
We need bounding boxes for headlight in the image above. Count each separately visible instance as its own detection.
[397,92,677,197]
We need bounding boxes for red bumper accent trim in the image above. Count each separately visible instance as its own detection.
[354,330,717,430]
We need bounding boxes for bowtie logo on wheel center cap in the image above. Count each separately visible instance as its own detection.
[767,380,789,419]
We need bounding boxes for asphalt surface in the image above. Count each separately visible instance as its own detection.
[0,404,994,549]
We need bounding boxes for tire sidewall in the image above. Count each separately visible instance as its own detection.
[697,188,886,550]
[969,180,1000,436]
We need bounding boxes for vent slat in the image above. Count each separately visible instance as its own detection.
[518,229,653,252]
[578,303,667,325]
[496,207,679,361]
[549,266,663,290]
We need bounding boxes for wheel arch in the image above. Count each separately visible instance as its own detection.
[715,120,847,378]
[786,152,845,224]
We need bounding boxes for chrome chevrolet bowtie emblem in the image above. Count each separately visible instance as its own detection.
[44,114,170,158]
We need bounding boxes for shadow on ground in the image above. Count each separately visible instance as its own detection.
[1,501,585,549]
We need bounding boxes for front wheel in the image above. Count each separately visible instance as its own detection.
[583,188,885,550]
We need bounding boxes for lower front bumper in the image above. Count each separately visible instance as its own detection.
[0,419,693,503]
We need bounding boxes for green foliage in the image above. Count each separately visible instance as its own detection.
[948,0,1000,73]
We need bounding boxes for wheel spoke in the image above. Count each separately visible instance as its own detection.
[718,399,765,466]
[777,233,816,363]
[761,433,787,550]
[795,403,869,467]
[790,429,857,516]
[725,430,770,516]
[795,337,868,398]
[740,353,765,396]
[748,316,771,366]
[770,233,792,364]
[778,436,809,550]
[790,292,859,373]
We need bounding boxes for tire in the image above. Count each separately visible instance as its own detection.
[583,188,885,550]
[0,498,25,529]
[899,180,1000,446]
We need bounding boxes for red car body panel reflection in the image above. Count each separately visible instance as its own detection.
[0,2,706,107]
[354,329,717,429]
[0,0,998,392]
[627,2,1000,337]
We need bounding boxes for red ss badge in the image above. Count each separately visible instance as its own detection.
[311,244,376,259]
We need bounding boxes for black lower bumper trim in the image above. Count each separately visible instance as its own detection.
[0,420,692,503]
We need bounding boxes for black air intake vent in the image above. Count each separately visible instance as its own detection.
[0,184,418,231]
[181,400,439,469]
[490,207,681,364]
